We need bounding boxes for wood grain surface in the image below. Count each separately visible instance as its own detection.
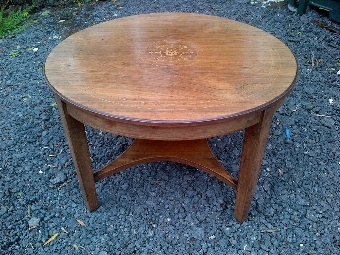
[45,12,297,125]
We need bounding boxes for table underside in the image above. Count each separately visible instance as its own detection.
[55,95,282,222]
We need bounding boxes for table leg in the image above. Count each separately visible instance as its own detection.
[234,108,275,222]
[55,95,98,211]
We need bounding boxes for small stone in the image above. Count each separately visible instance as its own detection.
[196,212,206,222]
[121,182,129,190]
[192,227,205,240]
[59,10,73,20]
[222,226,233,236]
[28,217,40,228]
[218,238,228,247]
[0,206,7,215]
[320,118,335,128]
[50,172,67,184]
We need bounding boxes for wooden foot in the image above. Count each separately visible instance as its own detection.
[94,139,238,190]
[55,96,98,211]
[234,108,276,222]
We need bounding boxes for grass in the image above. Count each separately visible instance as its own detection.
[0,4,34,38]
[75,0,99,7]
[0,0,107,38]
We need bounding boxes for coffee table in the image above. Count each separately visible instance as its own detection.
[44,13,297,222]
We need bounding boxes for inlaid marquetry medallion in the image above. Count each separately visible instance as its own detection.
[142,42,197,65]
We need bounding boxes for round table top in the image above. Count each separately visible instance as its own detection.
[45,12,297,125]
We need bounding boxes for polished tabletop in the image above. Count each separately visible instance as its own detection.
[45,12,297,125]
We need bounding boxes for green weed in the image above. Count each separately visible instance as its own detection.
[74,0,98,7]
[0,4,34,38]
[9,51,19,57]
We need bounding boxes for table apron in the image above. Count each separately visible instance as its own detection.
[65,103,262,140]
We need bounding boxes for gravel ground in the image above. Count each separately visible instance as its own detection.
[1,0,340,254]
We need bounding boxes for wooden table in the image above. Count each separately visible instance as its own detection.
[44,13,297,222]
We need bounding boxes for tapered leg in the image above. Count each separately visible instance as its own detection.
[234,107,276,222]
[55,95,98,211]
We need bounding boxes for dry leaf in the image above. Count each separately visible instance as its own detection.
[71,244,92,255]
[77,219,86,227]
[278,168,283,175]
[29,225,38,231]
[43,232,59,246]
[71,244,79,249]
[59,179,72,189]
[261,228,280,233]
[61,226,69,234]
[27,205,31,218]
